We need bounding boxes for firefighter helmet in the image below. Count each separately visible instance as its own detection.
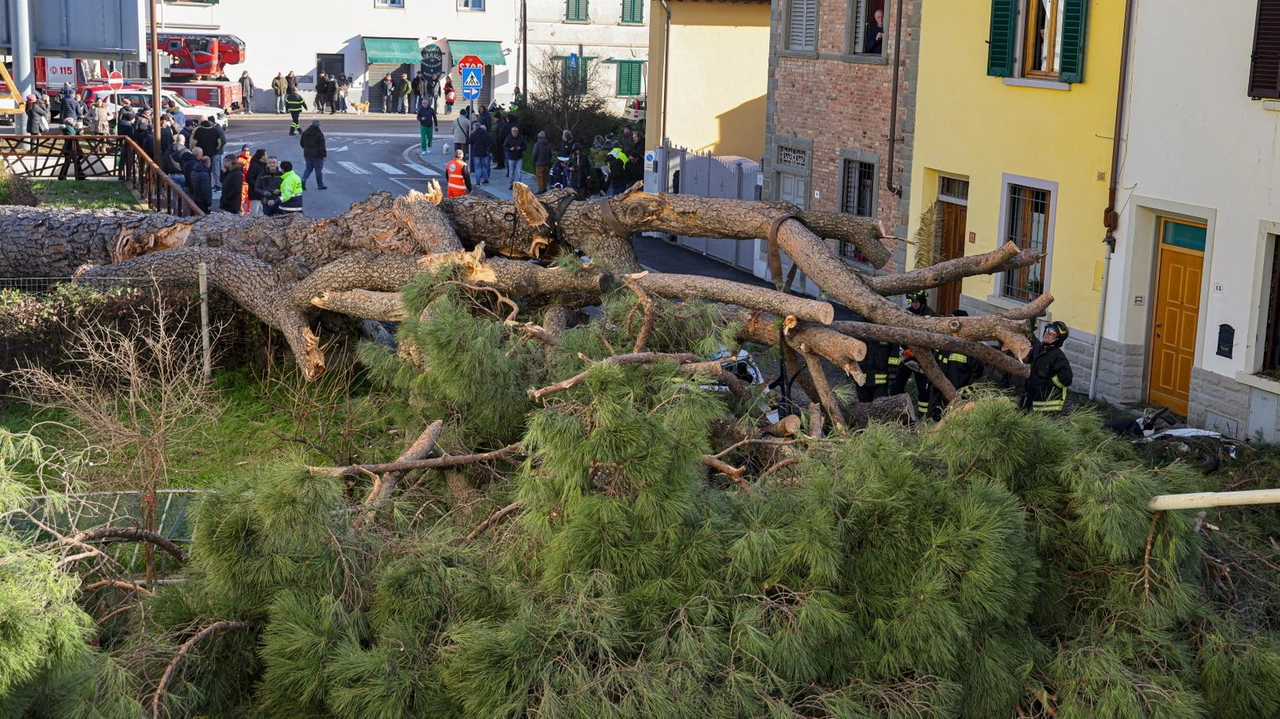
[1043,321,1068,347]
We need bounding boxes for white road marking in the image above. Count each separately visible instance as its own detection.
[391,178,422,192]
[331,145,349,152]
[373,163,406,175]
[403,163,440,176]
[337,161,370,175]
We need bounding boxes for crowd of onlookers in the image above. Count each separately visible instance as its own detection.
[431,99,646,200]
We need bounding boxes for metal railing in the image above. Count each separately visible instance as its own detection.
[0,134,203,217]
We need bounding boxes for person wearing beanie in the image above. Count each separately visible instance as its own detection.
[532,130,553,192]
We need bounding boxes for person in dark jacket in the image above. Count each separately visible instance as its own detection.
[531,131,554,193]
[568,143,590,199]
[864,8,884,54]
[284,90,307,135]
[245,149,269,215]
[187,150,213,213]
[299,120,328,190]
[606,142,629,196]
[314,75,331,114]
[412,71,428,110]
[219,156,246,213]
[923,310,985,420]
[503,126,527,187]
[1020,321,1073,414]
[379,74,395,113]
[286,71,299,93]
[889,291,938,417]
[394,73,411,114]
[416,99,438,154]
[857,339,896,403]
[191,119,226,189]
[255,156,285,216]
[549,155,571,189]
[163,135,193,185]
[468,122,492,185]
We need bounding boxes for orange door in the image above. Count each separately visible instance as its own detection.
[937,201,967,315]
[1148,219,1206,416]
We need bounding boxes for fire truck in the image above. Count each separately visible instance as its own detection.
[149,33,247,111]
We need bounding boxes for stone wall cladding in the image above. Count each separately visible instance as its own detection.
[1187,367,1252,439]
[762,0,921,273]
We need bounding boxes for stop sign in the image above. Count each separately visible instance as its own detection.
[107,71,124,91]
[457,54,485,75]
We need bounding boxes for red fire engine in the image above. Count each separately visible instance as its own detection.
[153,33,246,81]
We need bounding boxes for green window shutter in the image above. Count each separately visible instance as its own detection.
[1058,0,1089,83]
[986,0,1017,77]
[622,0,644,24]
[617,61,642,96]
[566,0,588,21]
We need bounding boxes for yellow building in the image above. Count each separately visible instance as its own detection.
[907,0,1124,373]
[646,0,770,157]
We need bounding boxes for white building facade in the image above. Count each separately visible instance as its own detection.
[523,0,649,114]
[1102,0,1280,439]
[156,0,518,112]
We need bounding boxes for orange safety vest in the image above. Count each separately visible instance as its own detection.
[446,159,468,197]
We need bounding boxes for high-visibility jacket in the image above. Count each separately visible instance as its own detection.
[1020,341,1072,413]
[279,170,304,211]
[445,159,469,197]
[284,92,307,113]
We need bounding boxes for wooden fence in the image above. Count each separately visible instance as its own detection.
[0,134,203,217]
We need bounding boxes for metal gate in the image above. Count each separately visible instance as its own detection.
[647,144,764,277]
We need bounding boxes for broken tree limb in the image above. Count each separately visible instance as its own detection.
[313,443,523,477]
[702,454,751,494]
[465,502,524,541]
[629,271,836,325]
[831,320,1031,380]
[527,352,699,400]
[801,352,846,430]
[151,620,254,719]
[55,526,188,564]
[1149,489,1280,511]
[862,242,1041,296]
[910,346,957,404]
[362,420,444,511]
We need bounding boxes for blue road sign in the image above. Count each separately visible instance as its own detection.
[568,53,579,70]
[460,66,483,101]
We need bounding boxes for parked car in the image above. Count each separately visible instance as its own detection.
[80,86,228,129]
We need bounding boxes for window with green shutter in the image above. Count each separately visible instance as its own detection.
[987,0,1088,84]
[986,0,1017,77]
[616,61,643,96]
[566,0,588,22]
[560,57,590,94]
[622,0,644,24]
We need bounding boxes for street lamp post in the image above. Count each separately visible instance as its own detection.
[148,0,162,163]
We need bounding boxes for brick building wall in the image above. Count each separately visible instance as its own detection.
[762,0,922,274]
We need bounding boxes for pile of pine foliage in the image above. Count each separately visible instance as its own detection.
[5,279,1280,718]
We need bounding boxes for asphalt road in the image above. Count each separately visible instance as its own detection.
[224,114,460,218]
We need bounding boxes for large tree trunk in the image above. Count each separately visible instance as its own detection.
[1,185,1051,408]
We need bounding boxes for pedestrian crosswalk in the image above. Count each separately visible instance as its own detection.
[332,161,440,177]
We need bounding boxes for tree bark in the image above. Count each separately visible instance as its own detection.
[3,186,1055,383]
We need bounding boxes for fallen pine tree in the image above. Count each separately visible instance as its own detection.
[3,275,1280,718]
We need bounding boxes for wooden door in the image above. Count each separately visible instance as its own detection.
[937,201,967,315]
[1148,219,1207,416]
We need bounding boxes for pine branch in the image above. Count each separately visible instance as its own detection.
[465,502,523,541]
[51,526,187,564]
[152,620,254,719]
[361,420,443,514]
[313,443,523,477]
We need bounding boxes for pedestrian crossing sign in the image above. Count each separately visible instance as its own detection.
[461,69,483,89]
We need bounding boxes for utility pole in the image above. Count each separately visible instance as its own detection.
[148,0,162,163]
[10,0,33,135]
[521,0,528,98]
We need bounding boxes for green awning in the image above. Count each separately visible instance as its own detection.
[363,37,422,64]
[448,40,506,66]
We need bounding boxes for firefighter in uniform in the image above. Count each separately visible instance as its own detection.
[857,340,895,403]
[285,90,308,136]
[889,291,937,417]
[927,310,984,419]
[1020,320,1073,414]
[445,149,472,198]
